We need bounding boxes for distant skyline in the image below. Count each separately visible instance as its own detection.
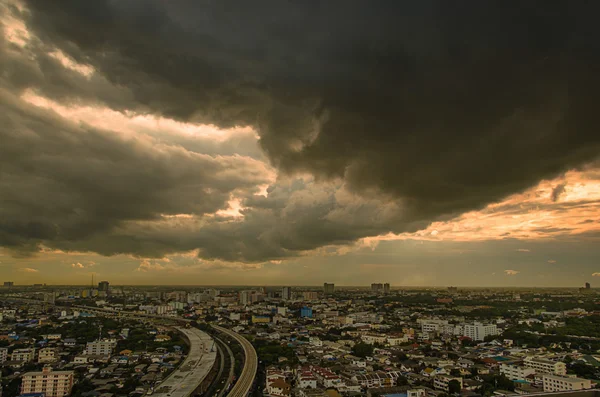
[1,1,600,286]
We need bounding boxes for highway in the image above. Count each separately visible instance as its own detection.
[145,326,216,397]
[211,324,258,397]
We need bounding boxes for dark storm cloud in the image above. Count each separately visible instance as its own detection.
[0,87,271,254]
[21,0,600,222]
[3,0,600,262]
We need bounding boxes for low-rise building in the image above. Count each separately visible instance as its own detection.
[433,375,463,392]
[542,375,592,392]
[524,356,566,376]
[86,340,116,356]
[11,348,36,362]
[38,347,58,363]
[21,367,74,397]
[500,363,536,380]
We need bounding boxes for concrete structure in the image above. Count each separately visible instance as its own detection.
[543,375,592,392]
[282,286,292,300]
[500,363,536,380]
[323,283,335,294]
[463,322,498,341]
[38,348,58,363]
[0,347,7,363]
[211,324,258,397]
[524,356,567,376]
[384,283,390,294]
[152,327,217,397]
[433,375,463,392]
[11,348,35,362]
[21,367,74,397]
[98,281,109,292]
[86,340,116,356]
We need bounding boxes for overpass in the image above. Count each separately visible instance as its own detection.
[1,297,258,397]
[211,324,258,397]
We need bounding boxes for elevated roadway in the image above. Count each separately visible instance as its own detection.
[211,324,258,397]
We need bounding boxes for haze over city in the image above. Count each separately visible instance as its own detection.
[1,1,600,287]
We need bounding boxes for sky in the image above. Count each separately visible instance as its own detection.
[1,0,600,286]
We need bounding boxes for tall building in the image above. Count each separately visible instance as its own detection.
[3,281,13,287]
[323,283,335,295]
[21,367,74,397]
[371,283,383,292]
[463,322,498,341]
[282,286,292,300]
[98,281,110,292]
[383,283,390,294]
[585,282,591,289]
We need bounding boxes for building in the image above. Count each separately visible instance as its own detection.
[252,315,271,324]
[98,281,110,292]
[371,283,383,292]
[524,356,566,376]
[3,281,13,287]
[38,348,58,363]
[433,375,463,392]
[301,307,313,318]
[323,283,335,294]
[282,286,292,300]
[542,375,592,392]
[500,363,536,380]
[86,341,116,356]
[383,283,390,294]
[11,348,36,362]
[463,322,498,341]
[0,347,7,363]
[21,367,74,397]
[303,291,318,301]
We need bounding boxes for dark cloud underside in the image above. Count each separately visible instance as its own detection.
[0,1,599,261]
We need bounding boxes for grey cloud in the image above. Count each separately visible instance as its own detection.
[0,87,271,255]
[3,1,600,262]
[551,183,567,202]
[20,0,600,222]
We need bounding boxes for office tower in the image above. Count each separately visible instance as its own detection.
[371,283,383,292]
[98,281,110,292]
[383,283,390,294]
[323,283,335,294]
[3,281,13,287]
[585,282,591,289]
[282,286,292,300]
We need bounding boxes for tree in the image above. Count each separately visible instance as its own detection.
[448,380,462,395]
[352,342,374,358]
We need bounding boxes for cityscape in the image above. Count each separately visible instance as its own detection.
[1,282,600,397]
[2,1,600,397]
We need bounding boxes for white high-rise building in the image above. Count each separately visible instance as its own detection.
[463,322,498,341]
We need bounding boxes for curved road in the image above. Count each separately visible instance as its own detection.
[211,324,258,397]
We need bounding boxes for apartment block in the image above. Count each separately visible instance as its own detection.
[543,375,592,392]
[38,347,58,363]
[463,322,498,341]
[11,348,36,362]
[500,363,536,380]
[21,367,74,397]
[524,356,567,376]
[86,340,116,356]
[433,375,463,392]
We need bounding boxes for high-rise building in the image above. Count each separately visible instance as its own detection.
[21,367,74,397]
[3,281,13,287]
[240,290,251,305]
[323,283,335,294]
[371,283,383,292]
[585,282,591,289]
[383,283,390,294]
[282,286,292,300]
[98,281,110,292]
